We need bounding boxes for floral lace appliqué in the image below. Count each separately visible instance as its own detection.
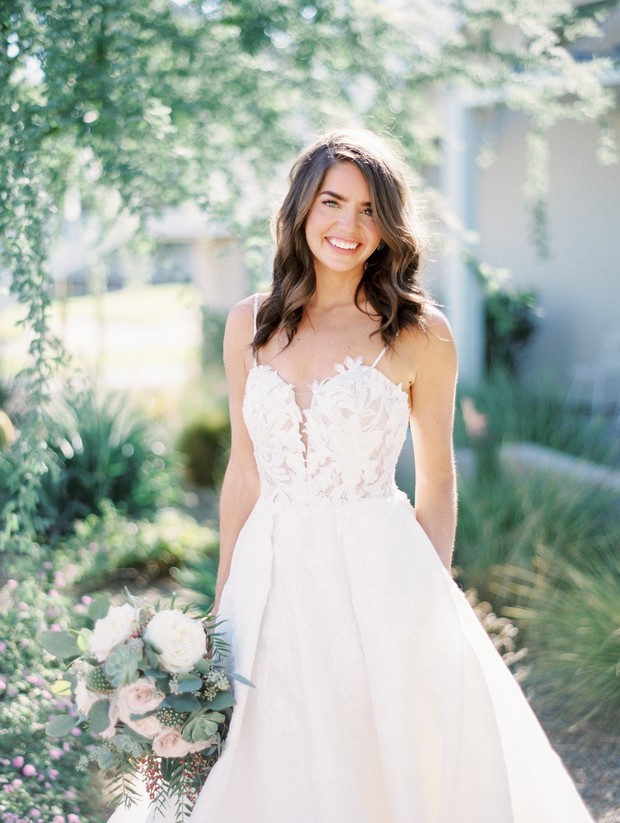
[243,356,409,501]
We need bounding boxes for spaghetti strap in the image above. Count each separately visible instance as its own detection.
[370,345,388,369]
[253,293,259,335]
[252,294,259,366]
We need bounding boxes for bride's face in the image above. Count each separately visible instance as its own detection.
[304,162,382,280]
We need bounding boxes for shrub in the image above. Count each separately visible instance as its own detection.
[199,306,227,373]
[61,503,219,592]
[503,544,620,730]
[0,576,111,823]
[173,552,220,614]
[455,468,615,607]
[468,257,540,376]
[23,390,181,540]
[177,411,231,489]
[456,370,618,465]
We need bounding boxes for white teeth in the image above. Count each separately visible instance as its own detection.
[328,238,359,250]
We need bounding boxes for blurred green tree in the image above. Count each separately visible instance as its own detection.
[0,0,617,558]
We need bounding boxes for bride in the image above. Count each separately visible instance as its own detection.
[110,129,593,822]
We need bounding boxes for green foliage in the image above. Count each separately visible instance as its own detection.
[60,502,219,591]
[200,306,227,373]
[455,468,615,605]
[456,370,619,465]
[0,577,110,821]
[2,0,617,554]
[0,389,180,541]
[177,411,231,489]
[173,553,220,615]
[484,287,539,375]
[468,258,540,375]
[456,460,620,730]
[503,545,620,730]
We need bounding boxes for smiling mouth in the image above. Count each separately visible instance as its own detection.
[327,237,360,251]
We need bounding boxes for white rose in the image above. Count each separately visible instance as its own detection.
[152,727,190,758]
[117,677,164,723]
[143,610,206,674]
[90,604,139,662]
[75,677,98,716]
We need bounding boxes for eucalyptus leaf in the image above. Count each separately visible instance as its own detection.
[89,699,111,735]
[38,630,81,659]
[166,694,201,712]
[143,667,168,680]
[193,657,212,674]
[175,673,203,693]
[96,747,118,771]
[205,692,236,710]
[230,671,255,688]
[88,594,111,621]
[46,714,77,737]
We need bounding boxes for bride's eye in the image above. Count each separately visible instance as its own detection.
[322,199,338,208]
[362,207,374,216]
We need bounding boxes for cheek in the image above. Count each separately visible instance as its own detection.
[366,223,382,248]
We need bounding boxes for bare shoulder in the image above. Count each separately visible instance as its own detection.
[398,306,455,353]
[415,308,458,395]
[223,294,264,372]
[225,293,268,338]
[226,293,255,326]
[419,305,457,362]
[424,304,454,340]
[392,306,456,386]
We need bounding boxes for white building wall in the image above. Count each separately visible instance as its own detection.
[191,238,246,310]
[476,103,620,391]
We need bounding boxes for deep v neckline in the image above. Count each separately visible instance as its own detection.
[248,357,409,469]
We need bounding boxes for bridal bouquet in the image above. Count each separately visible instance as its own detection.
[39,590,246,821]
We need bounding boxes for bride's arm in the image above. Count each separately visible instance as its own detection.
[408,308,458,571]
[213,298,260,614]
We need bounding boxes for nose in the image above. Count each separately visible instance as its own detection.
[337,205,359,232]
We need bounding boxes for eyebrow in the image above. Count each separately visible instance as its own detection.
[319,189,372,207]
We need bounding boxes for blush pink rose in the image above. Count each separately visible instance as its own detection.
[124,714,164,739]
[152,727,191,759]
[116,678,164,723]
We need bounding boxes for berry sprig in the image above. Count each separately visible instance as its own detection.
[138,753,164,802]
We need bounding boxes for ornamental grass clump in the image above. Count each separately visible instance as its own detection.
[502,543,620,731]
[455,468,614,608]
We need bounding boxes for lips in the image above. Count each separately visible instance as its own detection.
[326,237,360,251]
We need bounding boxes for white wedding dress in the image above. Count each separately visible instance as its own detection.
[110,302,594,823]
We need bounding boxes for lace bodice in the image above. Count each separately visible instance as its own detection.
[243,355,410,501]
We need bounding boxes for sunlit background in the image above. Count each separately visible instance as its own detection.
[1,2,619,821]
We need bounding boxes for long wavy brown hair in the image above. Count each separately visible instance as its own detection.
[253,129,432,354]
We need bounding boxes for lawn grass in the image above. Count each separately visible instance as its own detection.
[0,282,204,389]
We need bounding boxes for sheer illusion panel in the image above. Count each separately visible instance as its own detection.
[243,356,410,501]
